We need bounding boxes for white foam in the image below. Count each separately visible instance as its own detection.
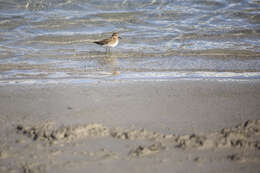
[0,71,260,86]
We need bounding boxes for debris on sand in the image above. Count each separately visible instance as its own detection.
[129,143,166,157]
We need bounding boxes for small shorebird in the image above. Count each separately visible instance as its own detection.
[93,32,121,53]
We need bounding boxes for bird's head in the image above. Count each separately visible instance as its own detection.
[112,32,121,39]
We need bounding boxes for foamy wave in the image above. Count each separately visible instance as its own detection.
[0,71,260,85]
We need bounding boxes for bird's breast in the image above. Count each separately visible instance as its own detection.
[108,39,119,47]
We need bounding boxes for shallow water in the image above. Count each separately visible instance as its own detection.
[0,0,260,82]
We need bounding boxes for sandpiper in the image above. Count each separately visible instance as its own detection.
[93,32,121,53]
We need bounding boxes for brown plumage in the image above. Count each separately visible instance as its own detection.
[93,32,121,50]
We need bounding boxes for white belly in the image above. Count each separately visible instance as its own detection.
[107,39,119,48]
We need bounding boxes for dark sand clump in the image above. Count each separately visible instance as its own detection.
[129,143,166,157]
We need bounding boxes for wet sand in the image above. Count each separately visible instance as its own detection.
[0,79,260,173]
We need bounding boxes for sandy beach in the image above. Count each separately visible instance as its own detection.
[1,0,260,172]
[0,79,259,173]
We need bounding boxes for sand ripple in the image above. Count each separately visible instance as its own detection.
[16,119,260,152]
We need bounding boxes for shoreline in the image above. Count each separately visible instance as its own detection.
[1,71,260,86]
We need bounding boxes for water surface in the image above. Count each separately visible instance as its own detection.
[0,0,260,82]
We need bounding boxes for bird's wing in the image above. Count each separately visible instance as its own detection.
[93,38,111,45]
